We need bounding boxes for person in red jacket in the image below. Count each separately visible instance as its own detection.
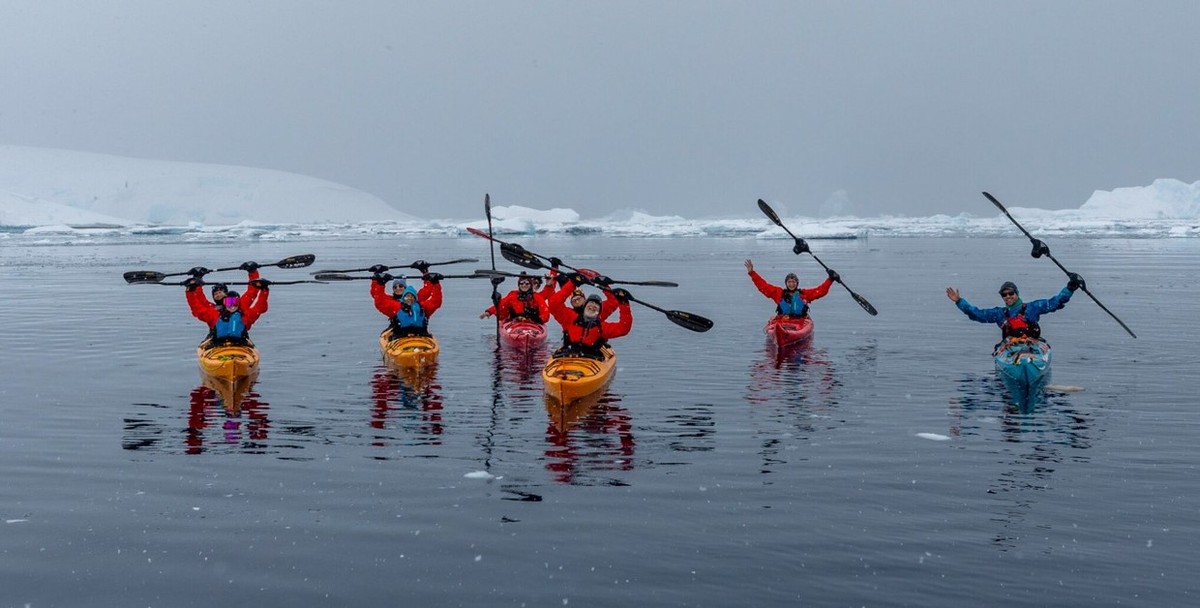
[371,271,443,339]
[479,272,550,323]
[186,262,262,324]
[548,283,633,359]
[745,259,836,318]
[184,278,270,346]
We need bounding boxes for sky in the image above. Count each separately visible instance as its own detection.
[2,1,1198,220]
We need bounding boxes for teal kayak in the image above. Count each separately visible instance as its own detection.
[993,337,1051,404]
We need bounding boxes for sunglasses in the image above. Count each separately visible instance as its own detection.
[518,280,532,286]
[1000,291,1016,297]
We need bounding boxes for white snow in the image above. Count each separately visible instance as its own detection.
[0,145,410,226]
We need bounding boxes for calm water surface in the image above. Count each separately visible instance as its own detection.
[1,236,1197,606]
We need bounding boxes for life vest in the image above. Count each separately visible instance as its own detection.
[561,315,608,354]
[393,302,427,330]
[213,311,248,341]
[1001,303,1041,339]
[507,292,542,323]
[777,290,809,317]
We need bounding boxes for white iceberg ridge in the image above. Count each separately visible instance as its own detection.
[1,145,1197,239]
[0,145,410,227]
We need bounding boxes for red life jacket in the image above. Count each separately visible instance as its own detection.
[1001,303,1041,339]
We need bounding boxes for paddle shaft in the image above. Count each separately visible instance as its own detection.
[982,192,1136,338]
[485,193,502,340]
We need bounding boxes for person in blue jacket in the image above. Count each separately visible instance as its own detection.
[945,275,1083,340]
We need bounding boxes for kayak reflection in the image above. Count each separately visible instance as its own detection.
[185,383,270,454]
[543,393,634,485]
[369,365,444,448]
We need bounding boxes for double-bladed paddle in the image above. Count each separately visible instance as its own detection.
[465,227,713,332]
[123,254,316,284]
[982,191,1136,338]
[311,258,479,275]
[757,199,878,316]
[312,272,490,282]
[149,279,327,286]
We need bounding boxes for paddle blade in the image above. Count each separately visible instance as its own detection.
[275,254,316,269]
[981,191,1006,212]
[666,310,714,332]
[422,257,480,267]
[312,273,363,281]
[124,270,166,284]
[500,243,545,269]
[757,198,784,227]
[852,292,879,316]
[466,226,494,241]
[485,193,492,219]
[612,279,678,287]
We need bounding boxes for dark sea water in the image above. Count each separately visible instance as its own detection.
[1,236,1197,607]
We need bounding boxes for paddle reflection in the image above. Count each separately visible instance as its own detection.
[368,365,444,448]
[543,392,635,485]
[950,374,1096,551]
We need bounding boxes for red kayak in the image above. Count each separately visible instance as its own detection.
[501,319,548,348]
[765,315,814,348]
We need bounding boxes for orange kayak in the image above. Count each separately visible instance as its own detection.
[379,328,440,369]
[197,339,260,380]
[542,345,616,405]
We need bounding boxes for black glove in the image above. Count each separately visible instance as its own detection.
[548,256,562,269]
[612,288,631,303]
[555,273,570,287]
[826,269,840,282]
[249,278,271,291]
[424,272,443,284]
[1031,239,1051,259]
[368,264,389,274]
[412,260,431,274]
[1067,272,1085,292]
[490,276,505,287]
[569,272,588,285]
[373,273,393,285]
[187,266,211,277]
[239,261,260,272]
[183,277,203,291]
[594,275,613,287]
[792,239,810,255]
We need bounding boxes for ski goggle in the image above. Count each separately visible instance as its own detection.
[223,296,240,308]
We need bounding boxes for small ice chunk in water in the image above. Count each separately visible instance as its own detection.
[916,433,951,441]
[464,471,499,480]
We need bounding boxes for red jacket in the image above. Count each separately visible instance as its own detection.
[748,270,833,307]
[186,284,268,329]
[484,289,551,323]
[371,279,442,319]
[548,283,632,348]
[187,270,260,323]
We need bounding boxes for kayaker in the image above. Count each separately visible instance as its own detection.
[479,272,550,323]
[548,286,633,359]
[744,259,836,318]
[185,279,271,346]
[372,271,443,338]
[196,261,262,314]
[946,276,1083,340]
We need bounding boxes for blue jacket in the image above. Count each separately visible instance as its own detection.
[955,286,1073,328]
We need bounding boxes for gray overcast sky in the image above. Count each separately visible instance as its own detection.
[2,1,1198,219]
